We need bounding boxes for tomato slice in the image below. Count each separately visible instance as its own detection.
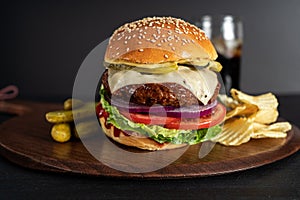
[119,109,178,125]
[119,103,226,130]
[165,104,226,130]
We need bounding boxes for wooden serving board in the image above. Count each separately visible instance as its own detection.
[0,100,299,179]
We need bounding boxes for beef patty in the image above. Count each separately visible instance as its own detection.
[101,70,220,107]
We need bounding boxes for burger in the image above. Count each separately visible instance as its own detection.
[97,16,226,150]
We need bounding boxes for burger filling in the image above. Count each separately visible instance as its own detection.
[107,64,219,105]
[101,70,220,107]
[98,86,224,145]
[98,64,226,145]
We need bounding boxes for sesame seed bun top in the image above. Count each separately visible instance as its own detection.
[104,16,218,65]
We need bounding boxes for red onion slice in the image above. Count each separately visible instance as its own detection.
[163,100,217,118]
[109,96,218,119]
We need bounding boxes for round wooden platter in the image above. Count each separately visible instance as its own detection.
[0,100,299,179]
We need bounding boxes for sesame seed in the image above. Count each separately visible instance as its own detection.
[153,34,160,40]
[164,54,169,58]
[110,17,206,52]
[126,47,130,52]
[175,29,183,34]
[138,49,144,52]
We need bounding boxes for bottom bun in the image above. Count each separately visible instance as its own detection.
[99,117,187,151]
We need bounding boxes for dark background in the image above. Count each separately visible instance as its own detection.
[0,1,300,199]
[1,0,300,101]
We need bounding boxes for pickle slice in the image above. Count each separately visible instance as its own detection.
[104,58,222,74]
[206,61,223,72]
[104,62,178,74]
[177,59,222,72]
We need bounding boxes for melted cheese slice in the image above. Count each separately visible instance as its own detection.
[108,65,218,105]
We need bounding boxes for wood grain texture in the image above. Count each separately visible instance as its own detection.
[0,100,299,179]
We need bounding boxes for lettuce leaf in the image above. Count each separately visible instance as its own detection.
[100,87,222,145]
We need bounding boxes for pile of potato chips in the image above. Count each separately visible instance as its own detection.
[212,89,292,146]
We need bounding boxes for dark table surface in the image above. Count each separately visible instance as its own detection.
[0,95,300,199]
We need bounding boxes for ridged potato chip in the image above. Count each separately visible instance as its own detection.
[253,122,291,132]
[216,89,291,146]
[253,109,279,124]
[218,94,239,109]
[225,103,258,120]
[252,121,291,139]
[212,117,253,146]
[230,89,278,110]
[251,131,287,139]
[253,122,267,132]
